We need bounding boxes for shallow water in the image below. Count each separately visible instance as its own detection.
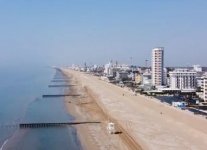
[0,67,82,150]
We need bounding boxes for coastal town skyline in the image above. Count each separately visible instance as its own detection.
[1,1,207,149]
[0,0,207,68]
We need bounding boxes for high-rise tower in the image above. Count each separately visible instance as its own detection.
[152,47,164,87]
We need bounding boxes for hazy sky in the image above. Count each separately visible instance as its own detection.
[0,0,207,67]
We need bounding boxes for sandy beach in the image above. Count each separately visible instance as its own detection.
[63,71,134,150]
[62,69,207,150]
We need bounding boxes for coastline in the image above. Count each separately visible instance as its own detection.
[62,69,207,150]
[0,139,8,150]
[63,71,136,150]
[64,74,98,150]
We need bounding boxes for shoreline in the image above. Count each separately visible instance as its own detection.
[0,139,8,150]
[63,71,138,150]
[62,69,207,150]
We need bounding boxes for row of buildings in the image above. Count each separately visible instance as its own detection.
[102,47,207,102]
[71,47,207,102]
[151,47,207,101]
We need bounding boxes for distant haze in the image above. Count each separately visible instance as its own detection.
[0,0,207,68]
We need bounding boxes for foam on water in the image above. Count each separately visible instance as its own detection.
[0,139,8,150]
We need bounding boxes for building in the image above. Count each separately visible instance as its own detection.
[142,72,152,85]
[104,62,113,77]
[152,47,164,87]
[115,71,128,81]
[203,77,207,101]
[169,69,196,91]
[193,65,202,72]
[197,73,207,101]
[195,72,207,100]
[135,73,142,84]
[163,68,168,85]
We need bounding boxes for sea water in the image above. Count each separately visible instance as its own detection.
[0,66,82,150]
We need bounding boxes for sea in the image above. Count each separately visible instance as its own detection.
[0,66,82,150]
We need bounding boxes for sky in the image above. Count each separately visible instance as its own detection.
[0,0,207,68]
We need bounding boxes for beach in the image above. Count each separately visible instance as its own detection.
[63,71,136,150]
[62,69,207,150]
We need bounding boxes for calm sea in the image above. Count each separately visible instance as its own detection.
[0,66,82,150]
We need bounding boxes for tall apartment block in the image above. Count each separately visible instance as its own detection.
[152,47,164,87]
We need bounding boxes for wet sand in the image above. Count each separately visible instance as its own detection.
[64,73,134,150]
[63,69,207,150]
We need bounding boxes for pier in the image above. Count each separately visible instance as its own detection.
[19,121,101,128]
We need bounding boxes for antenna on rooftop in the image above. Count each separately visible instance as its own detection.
[115,60,118,67]
[130,57,133,66]
[145,59,148,68]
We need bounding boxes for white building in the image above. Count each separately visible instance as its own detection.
[196,76,203,89]
[195,73,207,100]
[169,69,196,91]
[104,62,113,76]
[163,68,168,85]
[142,72,152,85]
[152,47,164,87]
[203,77,207,101]
[193,65,202,72]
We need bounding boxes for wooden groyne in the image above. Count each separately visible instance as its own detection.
[51,80,70,82]
[48,85,75,88]
[42,94,80,98]
[19,121,101,128]
[52,77,67,80]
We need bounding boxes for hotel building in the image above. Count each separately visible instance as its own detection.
[169,69,196,91]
